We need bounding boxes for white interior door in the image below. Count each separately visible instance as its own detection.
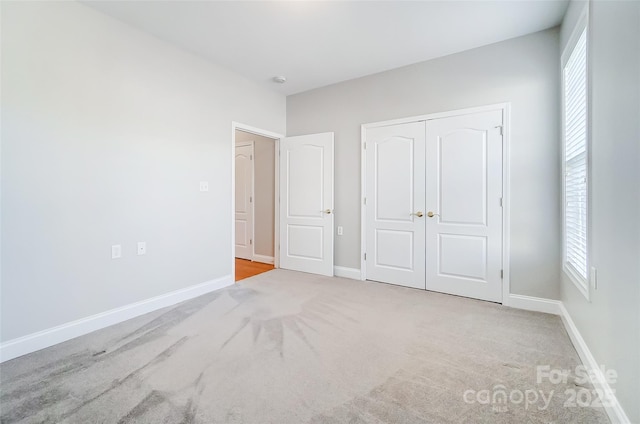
[235,143,253,260]
[279,133,334,276]
[365,122,426,289]
[425,110,503,302]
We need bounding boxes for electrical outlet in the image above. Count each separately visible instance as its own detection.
[199,181,209,192]
[111,245,122,259]
[337,226,343,236]
[590,266,597,290]
[137,242,146,256]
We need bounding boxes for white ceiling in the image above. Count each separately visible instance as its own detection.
[85,1,569,96]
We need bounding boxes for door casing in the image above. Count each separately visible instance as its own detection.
[360,103,511,303]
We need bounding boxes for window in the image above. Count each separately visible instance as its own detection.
[562,24,589,298]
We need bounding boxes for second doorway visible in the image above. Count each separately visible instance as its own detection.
[234,129,277,265]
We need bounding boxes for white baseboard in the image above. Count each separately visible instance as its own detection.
[0,275,233,363]
[252,254,274,265]
[559,303,630,424]
[506,295,628,422]
[334,266,361,280]
[505,294,562,315]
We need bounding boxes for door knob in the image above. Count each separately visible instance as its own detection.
[427,211,439,218]
[324,209,332,214]
[412,211,424,217]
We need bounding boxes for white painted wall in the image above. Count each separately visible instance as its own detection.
[560,1,640,422]
[1,2,285,342]
[287,29,562,299]
[235,130,276,259]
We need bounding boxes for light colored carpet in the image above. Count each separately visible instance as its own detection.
[1,269,609,423]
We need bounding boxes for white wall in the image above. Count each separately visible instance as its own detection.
[288,29,561,299]
[1,2,285,342]
[560,1,640,422]
[235,130,276,259]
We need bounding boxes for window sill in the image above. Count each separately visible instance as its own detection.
[563,265,590,302]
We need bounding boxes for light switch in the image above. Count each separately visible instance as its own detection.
[111,245,122,259]
[337,226,343,236]
[137,242,146,256]
[199,181,209,192]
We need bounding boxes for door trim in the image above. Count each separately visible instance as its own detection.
[360,103,511,303]
[235,141,254,260]
[231,122,284,280]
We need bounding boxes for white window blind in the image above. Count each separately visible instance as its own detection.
[563,28,588,283]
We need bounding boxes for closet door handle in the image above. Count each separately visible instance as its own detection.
[427,211,439,218]
[411,211,424,217]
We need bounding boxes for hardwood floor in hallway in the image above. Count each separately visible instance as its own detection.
[235,258,274,281]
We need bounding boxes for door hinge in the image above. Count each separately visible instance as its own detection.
[250,154,253,160]
[499,197,503,207]
[364,253,367,260]
[363,142,367,150]
[500,269,504,279]
[363,197,367,205]
[250,239,252,245]
[495,125,504,136]
[250,196,252,203]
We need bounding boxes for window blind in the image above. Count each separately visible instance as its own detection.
[563,28,588,282]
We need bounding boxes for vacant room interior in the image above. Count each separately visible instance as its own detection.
[1,1,638,423]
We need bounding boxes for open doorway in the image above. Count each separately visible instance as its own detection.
[232,123,282,282]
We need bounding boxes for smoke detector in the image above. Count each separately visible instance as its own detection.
[273,76,287,84]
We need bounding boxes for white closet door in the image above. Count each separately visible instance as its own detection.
[425,110,503,302]
[365,122,426,289]
[279,133,334,276]
[235,143,254,260]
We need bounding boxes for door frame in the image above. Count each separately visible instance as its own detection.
[235,140,255,260]
[360,103,511,303]
[231,122,284,279]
